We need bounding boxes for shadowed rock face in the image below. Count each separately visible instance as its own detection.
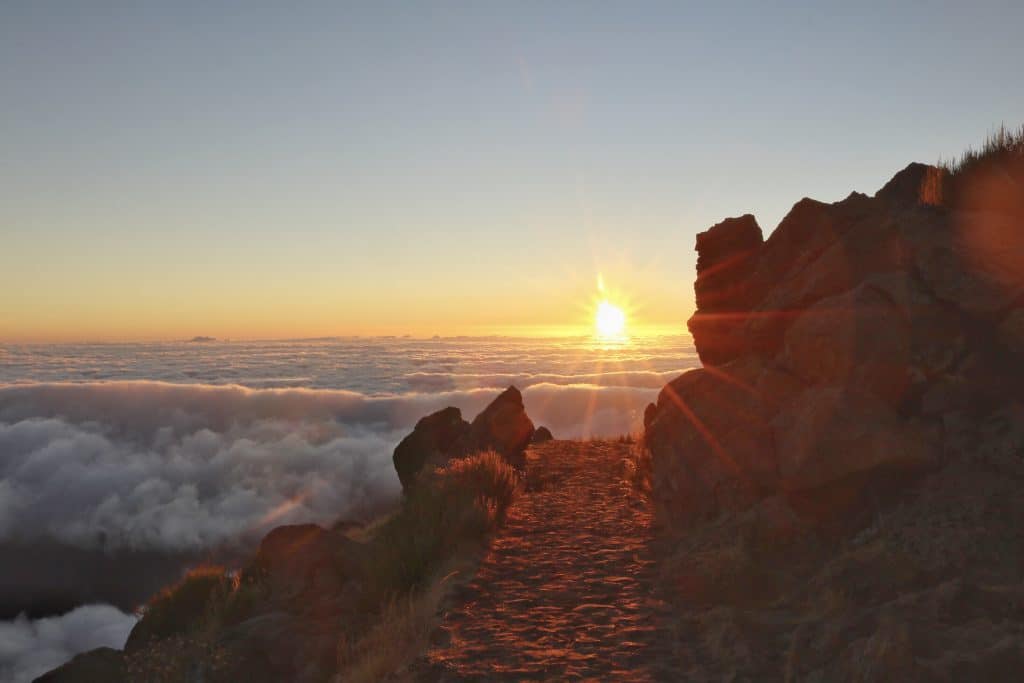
[462,386,535,461]
[648,160,1024,527]
[393,386,535,492]
[393,406,470,491]
[687,214,764,366]
[531,425,553,443]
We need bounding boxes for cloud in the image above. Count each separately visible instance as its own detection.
[403,368,684,392]
[0,605,136,683]
[0,338,699,678]
[0,380,668,555]
[0,376,682,619]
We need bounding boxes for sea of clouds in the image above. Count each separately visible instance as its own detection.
[0,606,136,683]
[0,336,695,679]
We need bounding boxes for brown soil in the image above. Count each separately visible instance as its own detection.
[418,440,681,681]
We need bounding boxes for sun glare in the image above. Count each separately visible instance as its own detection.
[595,300,627,338]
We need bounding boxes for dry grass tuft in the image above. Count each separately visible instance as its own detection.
[941,123,1024,177]
[335,570,456,683]
[336,451,519,680]
[361,451,518,602]
[125,565,247,680]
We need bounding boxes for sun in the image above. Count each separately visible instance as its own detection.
[595,300,627,338]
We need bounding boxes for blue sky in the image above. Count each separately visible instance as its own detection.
[3,1,1023,340]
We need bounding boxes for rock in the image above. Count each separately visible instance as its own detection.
[998,308,1024,354]
[875,162,948,206]
[772,387,934,493]
[687,215,764,365]
[218,612,317,681]
[643,402,657,430]
[864,272,965,381]
[751,195,869,294]
[124,567,233,652]
[393,406,470,491]
[243,524,354,600]
[461,386,535,459]
[645,150,1024,681]
[741,192,878,358]
[779,283,912,406]
[393,386,535,491]
[33,647,125,683]
[753,363,806,416]
[531,425,553,443]
[916,211,1024,319]
[646,361,777,523]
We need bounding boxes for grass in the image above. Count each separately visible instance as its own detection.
[128,565,233,648]
[124,565,248,681]
[335,451,520,681]
[360,450,519,603]
[940,123,1024,177]
[335,567,461,683]
[122,451,520,682]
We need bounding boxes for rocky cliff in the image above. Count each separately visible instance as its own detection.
[645,151,1024,679]
[648,159,1024,525]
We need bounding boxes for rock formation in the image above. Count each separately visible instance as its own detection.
[531,425,554,443]
[645,152,1024,680]
[393,386,535,491]
[392,406,470,491]
[647,159,1024,526]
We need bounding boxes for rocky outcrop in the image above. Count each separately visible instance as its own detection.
[393,406,470,491]
[242,523,356,599]
[531,425,554,443]
[462,386,535,460]
[393,386,534,491]
[687,214,764,365]
[647,159,1024,527]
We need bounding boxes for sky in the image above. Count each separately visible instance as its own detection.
[2,1,1023,342]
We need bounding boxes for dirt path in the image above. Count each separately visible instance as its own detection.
[420,440,681,681]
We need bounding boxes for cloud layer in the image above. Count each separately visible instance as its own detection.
[0,605,136,683]
[0,337,697,678]
[0,377,679,554]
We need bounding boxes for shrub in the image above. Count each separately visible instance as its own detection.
[127,565,233,651]
[361,451,519,602]
[335,575,451,683]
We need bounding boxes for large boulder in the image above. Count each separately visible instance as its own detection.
[531,425,554,443]
[460,386,535,460]
[217,610,341,682]
[392,406,470,491]
[772,387,934,493]
[393,386,535,491]
[645,360,777,523]
[779,283,912,407]
[242,524,354,600]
